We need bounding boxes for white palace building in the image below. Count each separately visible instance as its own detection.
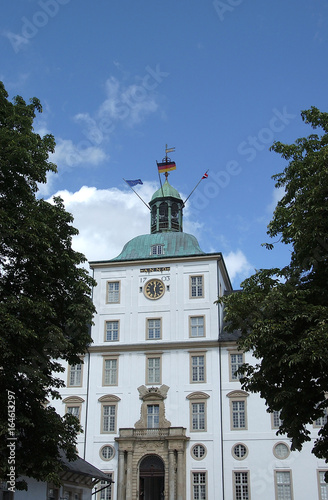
[52,173,327,500]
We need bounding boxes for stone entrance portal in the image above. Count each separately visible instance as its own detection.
[139,455,164,500]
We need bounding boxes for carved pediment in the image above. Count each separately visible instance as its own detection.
[226,390,249,398]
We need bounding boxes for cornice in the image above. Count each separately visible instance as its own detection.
[88,339,221,353]
[89,253,223,269]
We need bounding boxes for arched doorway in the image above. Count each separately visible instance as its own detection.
[139,454,164,500]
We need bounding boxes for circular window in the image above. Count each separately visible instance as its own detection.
[232,443,248,460]
[100,445,115,461]
[191,444,207,460]
[273,442,290,459]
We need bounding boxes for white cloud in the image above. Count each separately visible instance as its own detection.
[51,138,107,168]
[267,186,285,213]
[223,250,254,288]
[48,183,157,263]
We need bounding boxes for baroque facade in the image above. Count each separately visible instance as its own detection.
[54,176,328,500]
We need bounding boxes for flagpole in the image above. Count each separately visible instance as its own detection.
[183,170,209,205]
[156,163,165,198]
[123,179,150,210]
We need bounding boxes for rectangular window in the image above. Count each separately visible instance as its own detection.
[190,275,204,298]
[151,244,164,255]
[105,320,119,341]
[102,405,116,433]
[232,401,246,429]
[315,408,328,428]
[107,281,120,303]
[319,471,328,500]
[66,406,80,420]
[275,471,292,500]
[68,363,82,387]
[103,358,118,386]
[98,473,113,500]
[147,318,162,340]
[147,404,159,428]
[233,471,249,500]
[192,472,207,500]
[147,356,161,384]
[190,316,205,338]
[191,355,205,383]
[272,410,283,429]
[192,402,206,431]
[230,353,244,381]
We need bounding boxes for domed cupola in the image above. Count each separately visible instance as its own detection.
[149,179,184,234]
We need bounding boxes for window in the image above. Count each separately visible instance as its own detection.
[99,395,120,434]
[314,408,328,428]
[232,443,248,460]
[97,472,113,500]
[227,391,249,430]
[189,316,205,338]
[318,471,328,500]
[147,404,159,428]
[230,353,244,381]
[275,471,293,500]
[272,410,283,429]
[233,471,249,500]
[63,396,84,423]
[102,405,116,433]
[107,281,120,303]
[192,472,207,500]
[67,406,80,420]
[151,244,164,255]
[273,442,290,460]
[147,318,162,340]
[68,363,82,387]
[99,445,115,461]
[146,355,161,385]
[191,354,206,383]
[232,401,246,429]
[190,275,204,298]
[191,444,207,460]
[103,358,118,386]
[105,321,119,341]
[192,402,206,431]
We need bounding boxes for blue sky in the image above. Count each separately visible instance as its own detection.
[1,0,328,287]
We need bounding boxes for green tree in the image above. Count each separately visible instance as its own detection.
[220,107,328,461]
[0,81,96,486]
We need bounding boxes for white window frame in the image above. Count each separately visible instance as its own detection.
[190,275,204,299]
[233,471,250,500]
[274,470,293,500]
[106,281,120,304]
[104,320,120,342]
[147,404,160,428]
[146,318,162,340]
[67,362,83,387]
[146,354,162,385]
[97,472,113,500]
[232,443,249,460]
[189,315,205,338]
[229,352,244,381]
[63,396,84,423]
[190,353,206,383]
[272,410,283,429]
[227,391,249,430]
[318,470,328,500]
[103,357,119,386]
[192,471,207,500]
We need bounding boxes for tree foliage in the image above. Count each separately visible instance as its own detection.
[220,107,328,460]
[0,81,96,486]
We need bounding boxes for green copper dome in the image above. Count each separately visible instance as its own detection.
[111,232,205,261]
[151,179,182,202]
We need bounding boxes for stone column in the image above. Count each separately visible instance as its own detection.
[176,450,184,500]
[168,449,176,500]
[126,450,133,500]
[117,450,125,500]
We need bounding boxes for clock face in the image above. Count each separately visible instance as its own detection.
[144,279,165,300]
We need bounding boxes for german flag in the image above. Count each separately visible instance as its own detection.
[157,161,176,173]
